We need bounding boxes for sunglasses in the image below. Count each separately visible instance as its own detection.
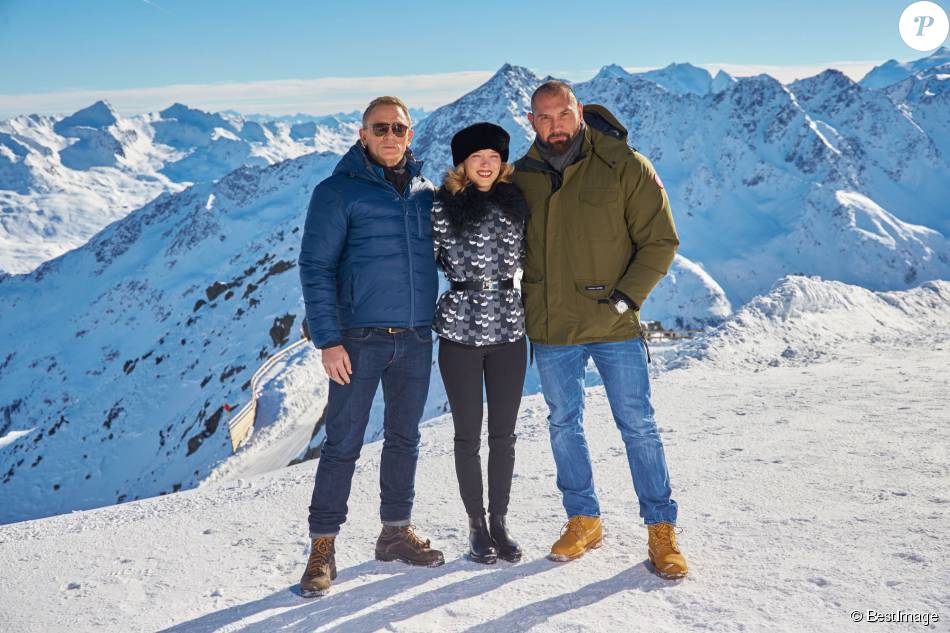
[369,122,409,138]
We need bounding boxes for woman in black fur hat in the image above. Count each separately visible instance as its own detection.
[432,122,529,564]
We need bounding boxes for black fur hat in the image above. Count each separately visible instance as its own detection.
[450,122,509,166]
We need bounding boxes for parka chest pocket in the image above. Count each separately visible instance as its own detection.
[577,188,622,240]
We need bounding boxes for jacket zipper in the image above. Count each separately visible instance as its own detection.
[387,170,416,328]
[403,199,415,326]
[415,198,422,238]
[543,192,551,343]
[517,157,560,344]
[360,156,422,330]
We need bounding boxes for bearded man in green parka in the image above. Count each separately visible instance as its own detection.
[512,80,688,579]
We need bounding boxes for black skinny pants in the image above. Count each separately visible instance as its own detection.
[438,336,527,517]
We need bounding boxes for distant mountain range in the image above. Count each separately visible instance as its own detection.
[0,102,361,274]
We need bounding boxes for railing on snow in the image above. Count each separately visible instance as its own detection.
[226,334,310,452]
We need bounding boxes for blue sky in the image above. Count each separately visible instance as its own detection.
[0,0,946,117]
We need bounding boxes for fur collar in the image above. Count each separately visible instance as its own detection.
[435,181,530,236]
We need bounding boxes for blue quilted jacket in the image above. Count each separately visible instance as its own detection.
[298,142,438,349]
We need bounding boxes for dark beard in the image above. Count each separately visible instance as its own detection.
[539,129,578,155]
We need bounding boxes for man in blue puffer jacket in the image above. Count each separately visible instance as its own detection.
[298,96,443,597]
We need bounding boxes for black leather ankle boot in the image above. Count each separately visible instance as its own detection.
[489,513,523,562]
[468,514,498,564]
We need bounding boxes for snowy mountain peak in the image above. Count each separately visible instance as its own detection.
[487,63,541,89]
[860,46,950,90]
[665,61,706,73]
[715,72,788,107]
[411,64,541,179]
[710,69,737,93]
[594,64,631,80]
[789,68,860,99]
[635,62,714,95]
[158,103,238,133]
[916,45,950,66]
[54,100,120,132]
[809,67,855,87]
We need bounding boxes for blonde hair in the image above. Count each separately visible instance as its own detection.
[443,161,515,194]
[362,96,411,127]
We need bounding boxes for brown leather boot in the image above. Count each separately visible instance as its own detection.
[300,536,337,597]
[375,524,445,567]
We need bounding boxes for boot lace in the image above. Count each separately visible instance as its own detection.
[561,516,587,541]
[649,523,682,553]
[401,524,431,550]
[306,537,334,574]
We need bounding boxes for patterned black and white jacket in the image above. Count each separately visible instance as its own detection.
[431,182,530,346]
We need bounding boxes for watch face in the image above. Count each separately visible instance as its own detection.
[614,300,628,314]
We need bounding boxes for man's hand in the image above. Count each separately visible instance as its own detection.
[321,345,352,385]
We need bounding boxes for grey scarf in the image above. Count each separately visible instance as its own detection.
[536,123,586,173]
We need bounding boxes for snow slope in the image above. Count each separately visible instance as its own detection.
[0,279,946,632]
[0,150,346,524]
[666,275,950,371]
[789,69,948,234]
[884,63,950,203]
[641,255,732,330]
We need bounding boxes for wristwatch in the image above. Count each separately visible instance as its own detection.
[609,290,636,315]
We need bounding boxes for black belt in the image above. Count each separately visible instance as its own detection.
[371,327,409,334]
[450,278,515,291]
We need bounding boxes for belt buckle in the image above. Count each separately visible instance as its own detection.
[385,327,403,334]
[481,280,494,291]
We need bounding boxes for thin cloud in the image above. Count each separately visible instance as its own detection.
[0,61,883,120]
[0,71,495,119]
[141,0,171,15]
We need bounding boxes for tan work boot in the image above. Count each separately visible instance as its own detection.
[647,522,688,579]
[300,535,337,597]
[548,515,604,562]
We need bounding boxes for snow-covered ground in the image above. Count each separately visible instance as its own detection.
[1,278,947,633]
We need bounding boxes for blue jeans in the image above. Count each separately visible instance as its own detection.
[308,326,433,537]
[534,337,678,525]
